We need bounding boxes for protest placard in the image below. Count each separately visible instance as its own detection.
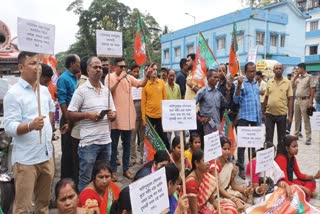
[237,126,264,148]
[96,30,122,57]
[162,100,196,131]
[255,147,274,173]
[131,87,142,100]
[204,131,222,162]
[129,167,169,214]
[311,112,320,130]
[17,17,55,54]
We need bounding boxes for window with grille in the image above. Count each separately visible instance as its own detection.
[310,21,318,32]
[310,46,318,55]
[174,47,181,58]
[217,37,225,50]
[256,32,265,45]
[270,34,278,47]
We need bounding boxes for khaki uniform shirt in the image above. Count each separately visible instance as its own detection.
[294,74,315,98]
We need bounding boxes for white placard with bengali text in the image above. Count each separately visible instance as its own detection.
[204,131,222,162]
[237,126,264,148]
[132,87,142,100]
[162,100,197,131]
[129,167,169,214]
[17,17,55,54]
[256,147,274,173]
[96,29,122,57]
[311,112,320,130]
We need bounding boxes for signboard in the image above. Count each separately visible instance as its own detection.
[311,112,320,130]
[96,29,122,57]
[129,167,169,214]
[256,147,274,173]
[162,100,197,131]
[247,46,258,63]
[237,126,264,148]
[132,87,142,100]
[17,17,55,54]
[204,131,222,162]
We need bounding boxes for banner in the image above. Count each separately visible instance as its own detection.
[247,185,320,213]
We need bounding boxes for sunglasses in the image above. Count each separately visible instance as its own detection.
[118,65,127,69]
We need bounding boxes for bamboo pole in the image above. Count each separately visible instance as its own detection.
[36,55,42,144]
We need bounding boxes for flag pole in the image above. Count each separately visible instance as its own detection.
[179,130,187,214]
[36,55,42,144]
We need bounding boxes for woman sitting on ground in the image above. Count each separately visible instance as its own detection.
[110,186,132,214]
[134,150,170,181]
[245,141,292,204]
[55,178,86,214]
[211,136,253,208]
[186,150,238,214]
[78,160,120,212]
[275,135,320,201]
[171,136,192,175]
[165,163,189,214]
[184,132,201,167]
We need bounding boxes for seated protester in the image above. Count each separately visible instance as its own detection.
[211,136,253,208]
[165,163,190,214]
[78,160,120,212]
[110,186,132,214]
[275,135,320,201]
[134,150,170,181]
[55,178,86,214]
[184,133,201,166]
[171,136,191,175]
[186,150,238,214]
[245,141,292,204]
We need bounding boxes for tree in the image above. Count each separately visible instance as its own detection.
[63,0,161,67]
[243,0,282,8]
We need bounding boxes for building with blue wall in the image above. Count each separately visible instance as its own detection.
[304,7,320,74]
[161,0,308,74]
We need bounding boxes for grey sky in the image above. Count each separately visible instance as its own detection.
[0,0,242,53]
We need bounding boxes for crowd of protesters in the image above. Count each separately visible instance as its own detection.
[3,51,320,214]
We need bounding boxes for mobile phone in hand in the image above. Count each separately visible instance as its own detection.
[98,109,111,119]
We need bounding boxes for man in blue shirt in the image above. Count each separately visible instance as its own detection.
[195,69,230,136]
[57,54,81,182]
[233,62,262,179]
[4,51,55,213]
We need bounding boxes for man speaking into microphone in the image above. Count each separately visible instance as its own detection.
[105,58,152,181]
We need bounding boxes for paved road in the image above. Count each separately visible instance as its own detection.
[49,124,320,212]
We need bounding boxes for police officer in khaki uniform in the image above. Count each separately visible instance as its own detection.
[291,63,315,145]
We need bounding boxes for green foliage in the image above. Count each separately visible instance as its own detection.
[58,0,161,69]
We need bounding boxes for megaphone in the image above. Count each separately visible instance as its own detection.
[0,20,11,51]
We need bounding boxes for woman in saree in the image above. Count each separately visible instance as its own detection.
[245,141,292,204]
[275,135,320,201]
[78,160,120,213]
[210,136,253,212]
[186,150,238,214]
[55,178,86,214]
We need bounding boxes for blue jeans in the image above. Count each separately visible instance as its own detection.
[316,103,320,111]
[78,143,111,192]
[111,129,131,173]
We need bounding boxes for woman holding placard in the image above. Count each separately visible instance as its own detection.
[186,150,238,214]
[210,136,251,212]
[275,135,320,201]
[245,141,292,204]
